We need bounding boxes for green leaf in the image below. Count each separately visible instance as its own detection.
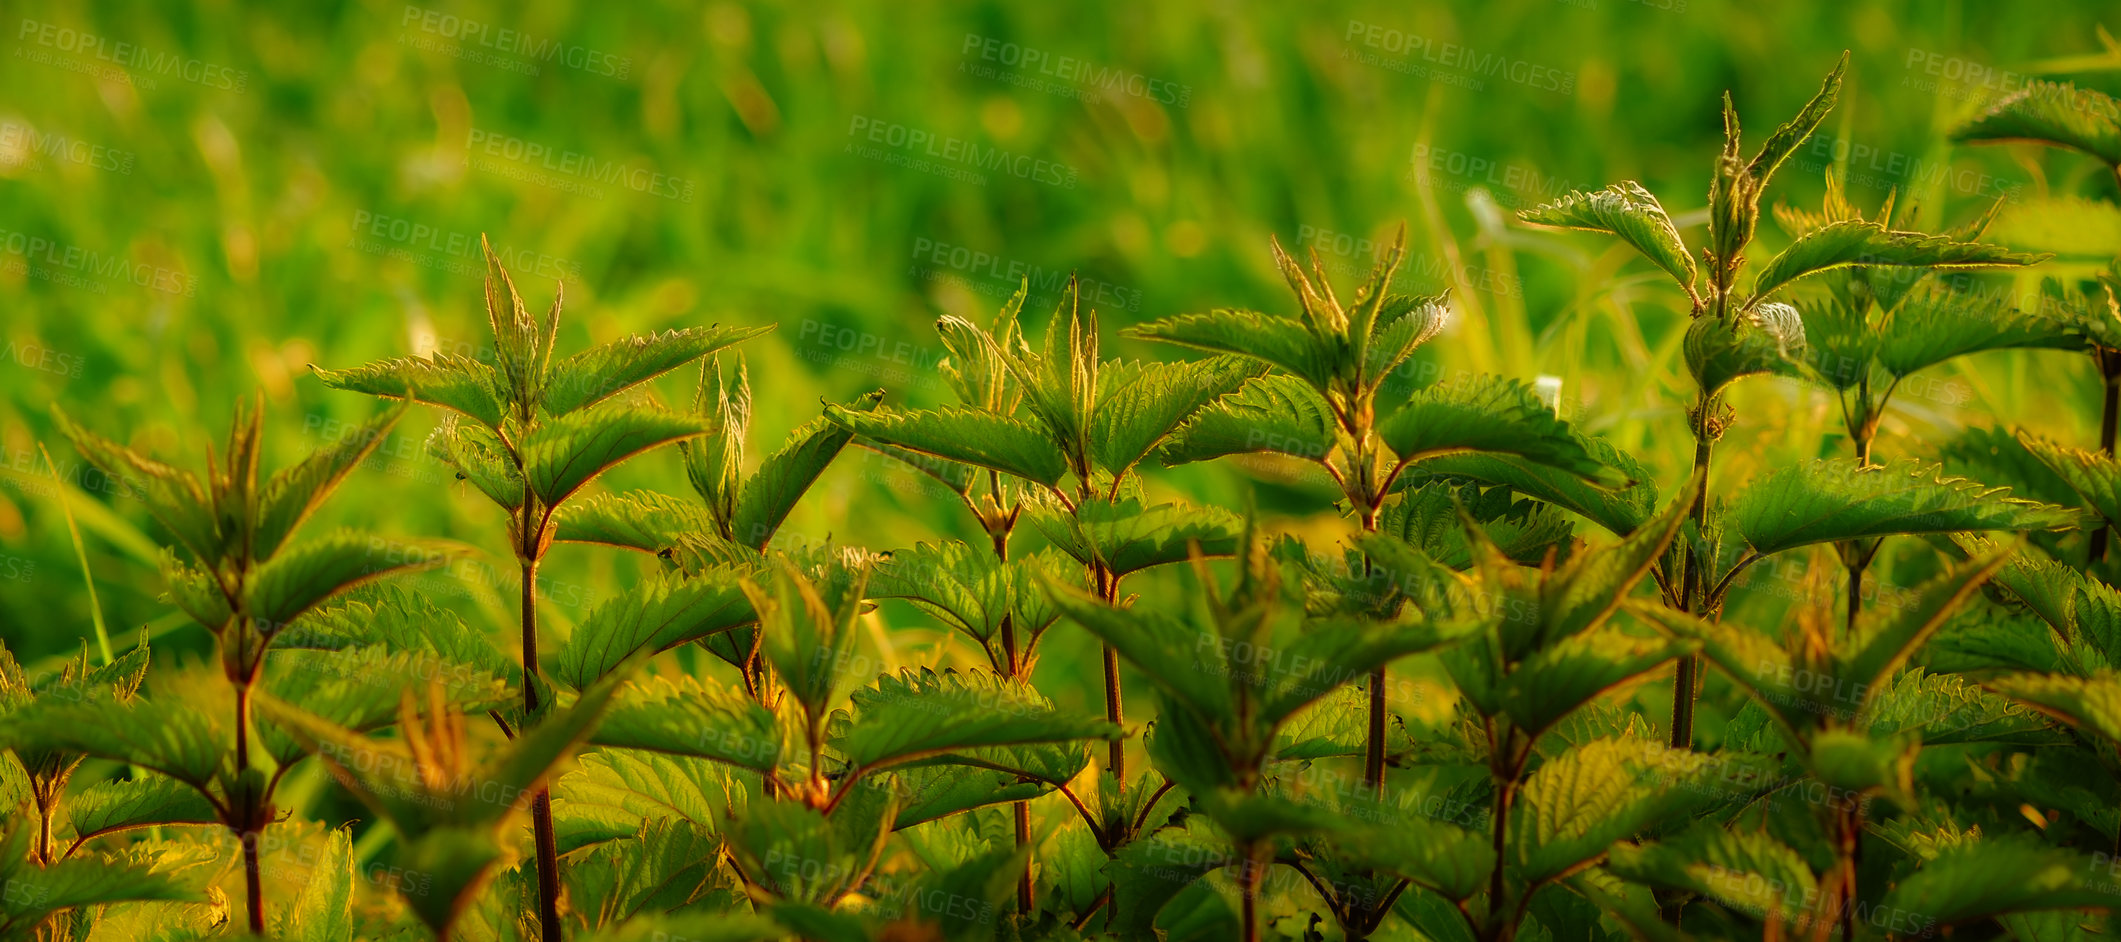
[243,530,464,628]
[822,404,1069,489]
[839,668,1118,775]
[1158,374,1336,468]
[548,570,753,690]
[1027,496,1244,577]
[1750,220,2047,304]
[2020,433,2121,526]
[0,694,223,788]
[1319,793,1494,900]
[254,402,408,560]
[561,818,732,928]
[275,826,354,942]
[1381,375,1617,484]
[427,419,525,510]
[1125,308,1334,390]
[571,913,785,942]
[1682,303,1810,395]
[0,824,204,938]
[258,646,510,767]
[1255,615,1468,728]
[1044,582,1233,724]
[554,490,715,554]
[52,408,220,565]
[1511,735,1767,885]
[1607,824,1817,926]
[64,774,218,847]
[1863,670,2061,746]
[1731,458,2078,559]
[1875,288,2083,378]
[1744,51,1848,189]
[726,797,890,907]
[1501,631,1691,739]
[1092,356,1264,480]
[1883,836,2121,928]
[552,749,732,854]
[1839,549,2013,700]
[732,390,883,550]
[1407,435,1659,537]
[542,324,773,416]
[1950,80,2121,166]
[589,675,781,773]
[1518,182,1698,297]
[309,354,508,431]
[1988,672,2121,745]
[524,405,715,506]
[1103,817,1232,936]
[1534,479,1696,648]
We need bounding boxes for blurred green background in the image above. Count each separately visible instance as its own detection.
[3,0,2118,703]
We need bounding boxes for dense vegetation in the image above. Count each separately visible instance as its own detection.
[7,4,2121,941]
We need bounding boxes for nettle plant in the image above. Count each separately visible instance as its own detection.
[29,53,2121,942]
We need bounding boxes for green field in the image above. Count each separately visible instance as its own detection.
[4,2,2121,940]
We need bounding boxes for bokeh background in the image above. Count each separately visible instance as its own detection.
[3,0,2119,713]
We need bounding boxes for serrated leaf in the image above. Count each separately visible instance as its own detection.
[1732,458,2078,559]
[1502,631,1691,738]
[254,402,407,560]
[0,694,222,788]
[548,570,753,690]
[1883,836,2121,928]
[427,419,525,510]
[1950,80,2121,166]
[243,530,464,628]
[732,390,883,550]
[0,824,204,938]
[1511,736,1767,885]
[1519,181,1697,296]
[1092,356,1264,480]
[839,668,1117,775]
[1125,309,1334,390]
[1027,496,1243,577]
[1684,303,1811,394]
[1875,288,2083,378]
[1863,669,2061,745]
[274,826,353,942]
[1043,583,1232,724]
[524,405,715,506]
[553,490,715,554]
[64,775,218,848]
[1607,825,1816,926]
[310,354,508,431]
[1380,375,1615,483]
[1407,435,1659,537]
[1750,220,2047,303]
[1746,51,1848,188]
[562,818,731,928]
[1988,672,2121,745]
[589,675,781,773]
[542,325,772,416]
[52,409,220,565]
[1158,373,1336,468]
[822,405,1069,489]
[552,749,732,853]
[2021,433,2121,526]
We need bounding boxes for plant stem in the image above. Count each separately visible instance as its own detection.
[987,510,1036,918]
[1359,499,1387,798]
[234,650,266,936]
[1239,840,1270,942]
[1670,407,1715,750]
[520,555,564,942]
[1102,636,1125,786]
[1483,776,1519,942]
